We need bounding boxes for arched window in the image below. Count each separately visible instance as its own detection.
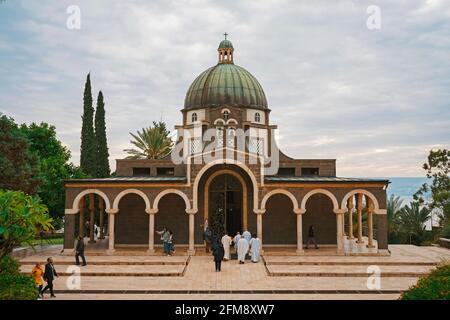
[255,112,261,123]
[191,112,198,123]
[223,110,230,120]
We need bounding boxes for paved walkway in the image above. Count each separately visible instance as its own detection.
[18,244,449,300]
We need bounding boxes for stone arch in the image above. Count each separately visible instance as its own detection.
[340,189,380,213]
[226,118,238,125]
[192,159,259,211]
[112,189,151,211]
[66,189,111,214]
[153,189,190,211]
[300,189,339,212]
[214,119,225,125]
[261,189,299,212]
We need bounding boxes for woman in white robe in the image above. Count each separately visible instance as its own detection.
[249,234,261,263]
[237,237,249,264]
[221,233,232,260]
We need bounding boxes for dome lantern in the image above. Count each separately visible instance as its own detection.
[218,32,234,64]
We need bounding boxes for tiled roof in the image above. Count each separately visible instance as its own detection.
[264,176,389,183]
[65,176,187,183]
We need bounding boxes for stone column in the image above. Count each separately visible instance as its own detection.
[186,209,197,255]
[106,209,117,255]
[254,209,265,252]
[347,197,354,239]
[335,209,345,254]
[146,209,158,254]
[366,198,375,248]
[356,193,364,244]
[99,199,105,239]
[79,197,85,238]
[63,213,76,251]
[295,209,305,254]
[89,193,96,244]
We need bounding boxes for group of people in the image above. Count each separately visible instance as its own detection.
[157,227,175,256]
[31,257,58,299]
[203,223,262,272]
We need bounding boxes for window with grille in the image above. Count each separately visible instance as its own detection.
[189,138,201,155]
[191,112,197,123]
[248,137,264,155]
[223,110,230,120]
[216,127,224,148]
[227,128,236,148]
[255,112,261,123]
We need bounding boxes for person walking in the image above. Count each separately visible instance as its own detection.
[156,227,168,255]
[233,232,241,254]
[212,241,225,272]
[31,263,44,298]
[203,226,212,253]
[75,236,87,266]
[167,229,175,255]
[237,237,249,264]
[42,257,58,298]
[249,234,261,263]
[221,232,232,261]
[305,225,319,249]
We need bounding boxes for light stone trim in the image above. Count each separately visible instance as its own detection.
[300,188,339,212]
[65,189,111,215]
[260,189,300,212]
[112,188,151,211]
[340,189,381,213]
[153,189,191,211]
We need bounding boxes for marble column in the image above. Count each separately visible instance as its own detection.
[146,209,158,254]
[254,209,264,252]
[88,194,96,244]
[106,209,117,255]
[99,199,105,239]
[79,197,85,238]
[356,193,364,244]
[186,209,197,255]
[347,197,354,239]
[295,209,305,254]
[335,209,344,254]
[366,198,375,248]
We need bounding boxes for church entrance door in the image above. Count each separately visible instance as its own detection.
[208,174,243,236]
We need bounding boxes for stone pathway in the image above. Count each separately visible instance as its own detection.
[17,244,450,300]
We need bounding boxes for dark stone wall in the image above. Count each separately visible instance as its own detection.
[116,194,149,244]
[64,214,76,249]
[263,194,296,244]
[376,214,388,249]
[302,194,336,244]
[155,194,189,245]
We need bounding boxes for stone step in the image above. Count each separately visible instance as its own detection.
[20,264,187,277]
[265,261,436,266]
[20,255,189,266]
[265,264,434,277]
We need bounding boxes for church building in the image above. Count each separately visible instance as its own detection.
[63,37,389,256]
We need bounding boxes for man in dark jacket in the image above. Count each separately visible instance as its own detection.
[42,257,58,298]
[75,236,87,266]
[212,242,225,272]
[305,225,319,249]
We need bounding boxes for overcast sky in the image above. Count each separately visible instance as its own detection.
[0,0,449,177]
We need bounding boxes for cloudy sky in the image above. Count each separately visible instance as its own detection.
[0,0,449,177]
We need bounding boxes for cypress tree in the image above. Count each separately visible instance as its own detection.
[94,90,110,177]
[80,73,97,177]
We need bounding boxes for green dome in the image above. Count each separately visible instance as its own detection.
[218,39,233,49]
[184,64,268,110]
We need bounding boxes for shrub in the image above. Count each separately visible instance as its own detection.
[0,255,38,300]
[400,261,450,300]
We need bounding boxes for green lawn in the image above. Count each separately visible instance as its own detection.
[20,237,64,247]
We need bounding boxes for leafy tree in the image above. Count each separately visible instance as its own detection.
[0,114,41,194]
[80,73,97,177]
[94,90,110,178]
[0,189,53,261]
[414,149,450,226]
[397,202,430,245]
[18,122,85,227]
[124,121,173,159]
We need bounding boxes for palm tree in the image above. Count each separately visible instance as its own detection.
[387,194,403,239]
[124,121,173,159]
[397,202,430,245]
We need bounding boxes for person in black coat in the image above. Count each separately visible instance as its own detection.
[42,257,58,298]
[75,236,87,266]
[212,242,225,272]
